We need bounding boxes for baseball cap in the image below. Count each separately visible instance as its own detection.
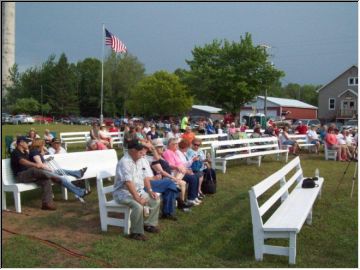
[16,136,32,144]
[127,139,145,150]
[51,138,61,143]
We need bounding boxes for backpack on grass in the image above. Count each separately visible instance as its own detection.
[201,168,217,194]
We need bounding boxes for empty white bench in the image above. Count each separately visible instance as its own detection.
[211,137,289,173]
[2,149,118,213]
[249,156,324,264]
[60,131,90,150]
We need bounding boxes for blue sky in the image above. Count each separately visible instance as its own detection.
[15,2,357,85]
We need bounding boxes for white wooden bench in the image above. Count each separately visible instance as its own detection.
[60,131,90,150]
[281,134,317,152]
[324,142,338,160]
[97,169,131,235]
[195,133,228,155]
[2,149,118,213]
[210,137,289,173]
[108,131,124,148]
[249,156,324,264]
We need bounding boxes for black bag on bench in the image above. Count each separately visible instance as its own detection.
[302,178,319,188]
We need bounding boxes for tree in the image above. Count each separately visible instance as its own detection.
[184,33,284,114]
[76,58,101,116]
[10,98,40,114]
[103,52,145,117]
[126,71,193,117]
[3,64,23,110]
[48,53,79,116]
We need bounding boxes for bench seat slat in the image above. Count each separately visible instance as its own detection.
[263,178,324,232]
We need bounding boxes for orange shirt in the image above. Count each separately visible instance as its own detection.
[181,132,195,144]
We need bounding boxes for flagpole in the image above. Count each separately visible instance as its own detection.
[100,23,105,124]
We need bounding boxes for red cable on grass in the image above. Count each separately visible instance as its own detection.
[2,227,113,267]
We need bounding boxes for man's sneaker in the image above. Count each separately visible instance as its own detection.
[194,198,202,204]
[186,200,200,206]
[80,167,88,178]
[129,233,148,241]
[198,193,205,199]
[41,202,56,211]
[144,225,160,233]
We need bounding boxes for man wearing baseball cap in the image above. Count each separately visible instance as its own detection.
[48,138,67,155]
[10,136,61,210]
[113,139,161,241]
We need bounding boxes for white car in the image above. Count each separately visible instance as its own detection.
[12,114,35,124]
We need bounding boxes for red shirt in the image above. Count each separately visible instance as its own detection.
[296,125,308,134]
[108,127,119,132]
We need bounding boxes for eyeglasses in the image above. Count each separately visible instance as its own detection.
[193,144,200,147]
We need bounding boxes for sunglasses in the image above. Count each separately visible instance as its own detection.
[193,144,200,147]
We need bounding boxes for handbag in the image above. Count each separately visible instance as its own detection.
[302,178,319,189]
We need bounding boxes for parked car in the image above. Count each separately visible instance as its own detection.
[342,119,358,130]
[12,114,35,124]
[33,115,53,123]
[2,113,12,124]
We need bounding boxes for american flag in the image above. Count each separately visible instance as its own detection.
[105,28,127,53]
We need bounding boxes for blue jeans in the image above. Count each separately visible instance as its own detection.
[48,170,85,197]
[149,178,178,215]
[182,174,199,200]
[54,169,81,179]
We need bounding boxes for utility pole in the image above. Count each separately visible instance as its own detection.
[41,85,43,125]
[260,44,271,120]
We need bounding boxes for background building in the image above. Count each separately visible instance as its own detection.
[240,96,318,121]
[317,65,358,123]
[189,105,223,121]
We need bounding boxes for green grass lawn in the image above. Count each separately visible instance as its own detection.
[1,124,358,267]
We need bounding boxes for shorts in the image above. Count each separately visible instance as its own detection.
[282,140,295,146]
[310,140,319,144]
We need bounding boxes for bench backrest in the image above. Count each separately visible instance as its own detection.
[2,159,16,186]
[2,149,118,187]
[60,131,90,144]
[108,131,124,145]
[249,156,303,228]
[97,169,116,208]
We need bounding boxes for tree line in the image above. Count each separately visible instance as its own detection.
[3,33,320,118]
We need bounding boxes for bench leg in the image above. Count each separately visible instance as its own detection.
[2,190,6,210]
[253,233,264,261]
[14,192,22,213]
[61,186,69,200]
[257,156,261,167]
[222,161,227,174]
[306,209,313,225]
[285,152,289,163]
[289,232,297,264]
